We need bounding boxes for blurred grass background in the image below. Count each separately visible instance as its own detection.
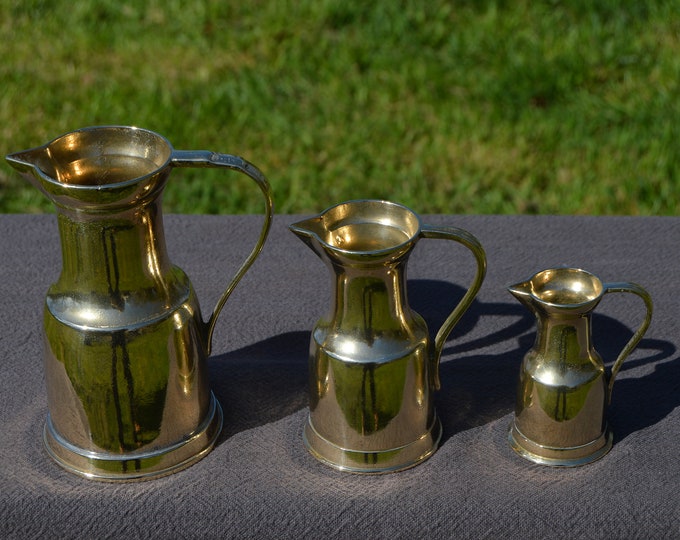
[1,0,678,214]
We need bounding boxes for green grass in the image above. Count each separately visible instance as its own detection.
[1,0,679,214]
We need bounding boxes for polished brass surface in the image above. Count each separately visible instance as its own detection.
[290,200,486,473]
[6,126,273,481]
[508,267,653,466]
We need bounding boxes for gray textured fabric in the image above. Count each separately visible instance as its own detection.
[1,213,678,539]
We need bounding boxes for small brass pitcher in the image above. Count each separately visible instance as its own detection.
[6,126,273,480]
[290,200,486,473]
[508,267,653,466]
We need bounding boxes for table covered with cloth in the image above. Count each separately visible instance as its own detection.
[1,213,678,539]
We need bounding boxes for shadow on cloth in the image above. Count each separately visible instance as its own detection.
[208,331,310,442]
[208,279,677,447]
[409,279,678,443]
[408,279,533,442]
[592,315,678,442]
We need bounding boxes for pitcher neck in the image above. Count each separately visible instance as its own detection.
[329,261,414,333]
[534,312,596,363]
[54,198,173,292]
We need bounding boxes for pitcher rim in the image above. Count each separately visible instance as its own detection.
[7,125,174,191]
[510,266,605,310]
[292,199,422,257]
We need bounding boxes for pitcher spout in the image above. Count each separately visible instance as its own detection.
[6,145,51,181]
[289,216,324,241]
[508,280,531,299]
[508,279,547,320]
[508,279,534,305]
[289,215,327,255]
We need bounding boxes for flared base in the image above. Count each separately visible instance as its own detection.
[508,422,613,467]
[303,414,442,474]
[43,393,223,481]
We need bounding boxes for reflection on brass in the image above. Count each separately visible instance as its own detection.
[6,126,273,480]
[290,200,486,473]
[508,267,653,466]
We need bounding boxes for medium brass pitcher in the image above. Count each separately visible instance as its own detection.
[290,200,486,473]
[508,267,653,466]
[6,126,273,480]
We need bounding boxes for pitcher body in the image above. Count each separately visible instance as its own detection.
[291,200,486,473]
[41,202,219,480]
[7,126,273,480]
[511,307,610,463]
[306,249,439,472]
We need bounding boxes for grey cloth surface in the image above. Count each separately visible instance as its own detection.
[1,213,678,539]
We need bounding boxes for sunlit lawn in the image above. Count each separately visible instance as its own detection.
[1,0,678,214]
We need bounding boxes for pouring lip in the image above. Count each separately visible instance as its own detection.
[508,266,605,309]
[289,199,422,257]
[6,125,174,191]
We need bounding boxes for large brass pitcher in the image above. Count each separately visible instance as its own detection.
[508,267,653,466]
[6,126,273,480]
[290,200,486,473]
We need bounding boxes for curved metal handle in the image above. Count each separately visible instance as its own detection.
[603,281,653,403]
[171,150,274,355]
[420,225,487,390]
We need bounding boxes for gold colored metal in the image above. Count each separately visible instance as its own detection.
[290,200,486,473]
[6,126,273,481]
[508,267,653,466]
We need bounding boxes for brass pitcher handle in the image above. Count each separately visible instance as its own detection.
[603,281,653,403]
[171,151,274,355]
[420,225,487,390]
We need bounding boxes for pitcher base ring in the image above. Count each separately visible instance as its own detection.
[508,422,613,467]
[303,414,442,474]
[43,393,223,481]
